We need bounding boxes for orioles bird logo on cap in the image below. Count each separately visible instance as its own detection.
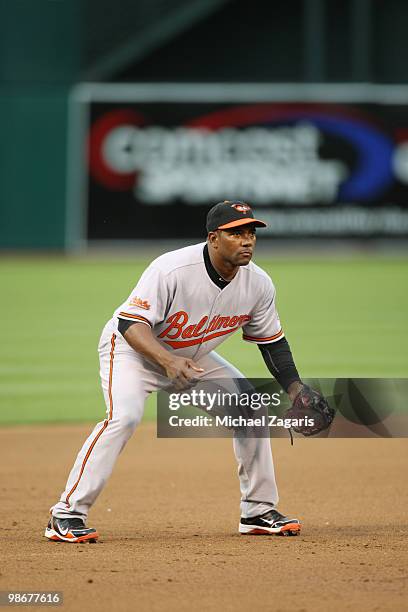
[231,203,251,214]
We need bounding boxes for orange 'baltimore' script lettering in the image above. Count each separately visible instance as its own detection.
[158,311,251,348]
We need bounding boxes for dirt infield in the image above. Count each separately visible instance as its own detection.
[1,424,407,612]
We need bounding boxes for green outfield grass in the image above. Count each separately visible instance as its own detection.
[0,254,407,425]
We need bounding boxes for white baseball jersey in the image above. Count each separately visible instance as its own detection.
[111,242,284,359]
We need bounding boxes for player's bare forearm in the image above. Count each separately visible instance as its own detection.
[121,321,203,388]
[122,321,174,367]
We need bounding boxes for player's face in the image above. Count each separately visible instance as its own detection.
[215,225,257,266]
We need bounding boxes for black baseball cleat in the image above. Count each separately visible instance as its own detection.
[44,516,99,543]
[239,508,301,536]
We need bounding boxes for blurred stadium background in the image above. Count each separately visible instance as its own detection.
[1,0,407,425]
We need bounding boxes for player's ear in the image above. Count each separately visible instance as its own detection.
[207,231,218,248]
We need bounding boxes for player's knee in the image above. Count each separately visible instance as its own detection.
[116,409,142,432]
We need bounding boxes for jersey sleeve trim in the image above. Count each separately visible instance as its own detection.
[118,312,152,327]
[242,329,284,344]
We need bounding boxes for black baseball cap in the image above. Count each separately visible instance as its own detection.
[206,200,267,233]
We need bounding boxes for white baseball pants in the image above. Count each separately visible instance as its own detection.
[52,322,279,520]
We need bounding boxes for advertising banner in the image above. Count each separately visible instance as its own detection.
[75,85,408,240]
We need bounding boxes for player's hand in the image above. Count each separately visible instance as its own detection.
[163,356,204,390]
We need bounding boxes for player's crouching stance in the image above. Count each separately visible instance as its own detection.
[44,200,329,543]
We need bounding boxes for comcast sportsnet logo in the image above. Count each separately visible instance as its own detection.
[88,103,400,204]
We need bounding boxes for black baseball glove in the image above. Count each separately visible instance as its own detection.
[284,385,335,436]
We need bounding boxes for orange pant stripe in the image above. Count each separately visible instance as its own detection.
[65,333,116,507]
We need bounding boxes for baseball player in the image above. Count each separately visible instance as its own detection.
[45,200,306,543]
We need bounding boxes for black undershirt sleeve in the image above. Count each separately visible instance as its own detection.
[258,337,301,392]
[118,318,138,336]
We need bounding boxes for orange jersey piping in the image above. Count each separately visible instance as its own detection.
[118,312,152,327]
[242,329,284,343]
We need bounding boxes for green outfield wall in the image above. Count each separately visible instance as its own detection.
[0,90,68,248]
[0,0,81,249]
